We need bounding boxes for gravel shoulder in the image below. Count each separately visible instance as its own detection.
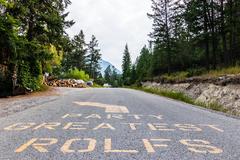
[0,87,60,118]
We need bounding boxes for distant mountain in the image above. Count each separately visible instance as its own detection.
[99,59,121,76]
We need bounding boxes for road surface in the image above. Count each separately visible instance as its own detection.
[0,88,239,160]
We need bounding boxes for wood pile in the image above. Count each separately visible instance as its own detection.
[47,79,87,88]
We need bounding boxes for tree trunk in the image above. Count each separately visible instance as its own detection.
[220,0,228,66]
[229,0,234,64]
[164,0,171,74]
[203,0,210,70]
[210,0,216,69]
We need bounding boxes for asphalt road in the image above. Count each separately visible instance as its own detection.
[0,88,239,160]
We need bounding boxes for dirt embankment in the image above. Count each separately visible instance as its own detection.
[143,74,240,117]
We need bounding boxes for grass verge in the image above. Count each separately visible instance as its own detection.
[156,66,240,82]
[131,86,228,114]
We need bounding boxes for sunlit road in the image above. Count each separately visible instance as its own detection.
[0,88,239,160]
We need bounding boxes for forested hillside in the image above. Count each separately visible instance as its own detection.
[122,0,240,85]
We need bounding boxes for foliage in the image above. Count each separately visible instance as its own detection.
[94,75,105,86]
[62,68,90,81]
[136,87,195,104]
[202,66,240,78]
[18,61,43,91]
[103,65,122,87]
[136,46,152,81]
[122,44,132,85]
[62,30,87,72]
[130,65,137,84]
[126,0,240,86]
[161,65,240,81]
[86,35,102,79]
[161,71,190,82]
[0,0,73,95]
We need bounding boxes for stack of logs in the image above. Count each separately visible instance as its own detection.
[47,79,87,88]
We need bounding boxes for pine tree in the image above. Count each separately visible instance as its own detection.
[130,65,137,84]
[148,0,174,74]
[87,35,101,79]
[136,46,152,81]
[68,30,87,71]
[104,65,112,84]
[122,44,132,85]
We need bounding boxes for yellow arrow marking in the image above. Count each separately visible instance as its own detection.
[74,102,129,113]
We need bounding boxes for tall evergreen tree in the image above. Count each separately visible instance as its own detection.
[104,65,112,84]
[63,30,87,71]
[148,0,174,74]
[122,44,132,85]
[130,65,137,84]
[87,35,101,79]
[136,46,152,81]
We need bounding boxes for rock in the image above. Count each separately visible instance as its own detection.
[142,82,240,116]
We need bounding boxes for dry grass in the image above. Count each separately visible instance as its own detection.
[201,66,240,78]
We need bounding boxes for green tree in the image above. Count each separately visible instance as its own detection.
[0,0,73,94]
[148,0,173,74]
[104,65,112,84]
[130,65,137,84]
[87,35,101,79]
[122,44,132,85]
[63,30,87,71]
[136,46,152,81]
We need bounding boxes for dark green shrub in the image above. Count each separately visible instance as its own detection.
[18,62,43,91]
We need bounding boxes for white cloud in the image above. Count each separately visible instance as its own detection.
[66,0,152,70]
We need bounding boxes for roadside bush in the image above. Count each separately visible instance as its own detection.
[62,68,90,81]
[18,62,43,91]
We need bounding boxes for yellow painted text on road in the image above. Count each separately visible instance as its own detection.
[104,139,138,153]
[143,139,171,153]
[180,139,223,154]
[61,138,96,153]
[15,138,58,153]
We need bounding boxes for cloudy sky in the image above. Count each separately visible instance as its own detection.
[66,0,152,70]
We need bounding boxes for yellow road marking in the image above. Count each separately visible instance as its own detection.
[4,123,36,131]
[15,138,58,153]
[93,123,115,130]
[74,102,129,113]
[62,114,82,119]
[33,123,61,130]
[104,139,138,153]
[180,139,223,154]
[200,124,224,132]
[61,138,96,153]
[142,139,171,153]
[149,115,163,120]
[148,123,175,131]
[174,124,202,132]
[63,122,89,130]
